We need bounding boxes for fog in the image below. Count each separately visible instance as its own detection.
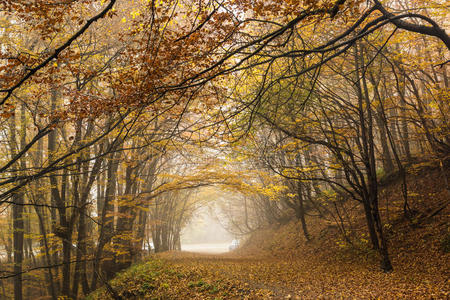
[181,206,234,253]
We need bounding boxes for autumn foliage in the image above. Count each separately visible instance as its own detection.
[0,0,448,299]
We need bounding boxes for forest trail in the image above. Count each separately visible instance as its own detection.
[157,251,297,299]
[153,249,448,299]
[88,243,449,299]
[181,243,231,254]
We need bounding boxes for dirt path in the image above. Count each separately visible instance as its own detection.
[89,246,449,299]
[155,250,448,299]
[159,252,299,299]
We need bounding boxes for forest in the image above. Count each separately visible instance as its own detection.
[0,0,448,299]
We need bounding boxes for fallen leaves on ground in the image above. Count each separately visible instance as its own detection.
[88,166,449,299]
[87,245,448,299]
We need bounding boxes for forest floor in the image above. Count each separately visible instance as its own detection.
[88,161,449,299]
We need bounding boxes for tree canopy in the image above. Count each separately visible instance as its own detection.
[0,0,448,299]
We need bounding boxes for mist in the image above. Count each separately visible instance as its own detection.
[181,206,234,253]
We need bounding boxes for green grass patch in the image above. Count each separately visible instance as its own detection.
[87,257,236,299]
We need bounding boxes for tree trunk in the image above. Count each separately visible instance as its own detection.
[12,191,24,300]
[34,205,58,300]
[48,89,61,293]
[9,103,24,300]
[91,148,120,289]
[355,42,392,272]
[296,181,310,241]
